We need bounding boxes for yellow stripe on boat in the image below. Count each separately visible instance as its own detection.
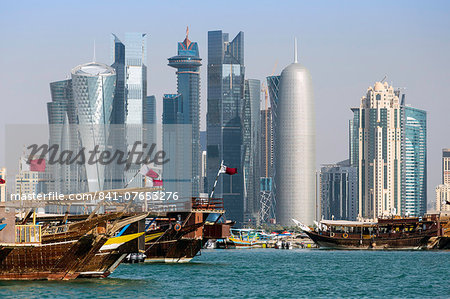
[104,232,145,246]
[145,232,164,243]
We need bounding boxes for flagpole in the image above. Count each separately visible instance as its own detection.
[210,160,223,198]
[124,169,140,189]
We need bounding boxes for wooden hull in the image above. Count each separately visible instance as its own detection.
[305,231,435,250]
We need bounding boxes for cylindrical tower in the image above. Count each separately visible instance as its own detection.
[275,50,316,226]
[71,62,116,192]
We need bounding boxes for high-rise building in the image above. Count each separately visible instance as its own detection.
[167,28,202,197]
[110,33,148,188]
[71,62,116,192]
[46,79,87,194]
[435,184,450,213]
[162,94,191,198]
[242,79,261,225]
[0,168,6,202]
[275,43,316,226]
[401,105,427,217]
[443,149,450,185]
[350,81,402,219]
[320,160,357,221]
[207,30,245,225]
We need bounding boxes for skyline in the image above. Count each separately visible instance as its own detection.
[1,1,450,207]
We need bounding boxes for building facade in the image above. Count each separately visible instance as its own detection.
[435,184,450,213]
[350,82,402,219]
[71,62,116,192]
[242,79,261,225]
[206,30,245,225]
[110,33,148,188]
[320,160,357,221]
[443,149,450,185]
[275,47,316,226]
[167,29,202,197]
[401,105,427,216]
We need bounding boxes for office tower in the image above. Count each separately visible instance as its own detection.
[320,160,357,221]
[401,104,427,217]
[110,33,147,188]
[350,81,402,219]
[71,62,116,192]
[275,42,316,226]
[443,149,450,185]
[435,184,450,213]
[0,168,6,202]
[167,28,202,197]
[47,79,87,194]
[259,107,275,222]
[242,79,261,225]
[162,94,192,198]
[207,30,245,225]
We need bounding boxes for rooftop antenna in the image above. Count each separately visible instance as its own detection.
[294,37,298,63]
[93,39,96,62]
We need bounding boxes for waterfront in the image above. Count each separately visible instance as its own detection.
[0,249,449,298]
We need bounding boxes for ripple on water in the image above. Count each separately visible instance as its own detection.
[0,249,449,298]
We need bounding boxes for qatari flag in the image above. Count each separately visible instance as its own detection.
[139,165,161,179]
[0,178,5,184]
[219,164,237,175]
[153,179,163,186]
[30,159,46,172]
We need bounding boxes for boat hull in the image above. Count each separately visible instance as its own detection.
[305,231,434,250]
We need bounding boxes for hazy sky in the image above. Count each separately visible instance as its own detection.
[1,0,449,206]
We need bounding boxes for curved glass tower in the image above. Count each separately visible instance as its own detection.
[71,62,116,192]
[275,44,316,226]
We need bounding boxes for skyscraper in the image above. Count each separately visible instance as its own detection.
[275,42,316,226]
[207,30,245,224]
[320,160,357,221]
[167,28,202,197]
[242,79,261,224]
[401,105,427,217]
[110,33,148,188]
[443,149,450,185]
[46,79,85,194]
[71,62,116,192]
[350,81,402,219]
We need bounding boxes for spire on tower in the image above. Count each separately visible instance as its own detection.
[294,37,298,63]
[93,39,96,62]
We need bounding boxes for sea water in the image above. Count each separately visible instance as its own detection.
[0,249,449,298]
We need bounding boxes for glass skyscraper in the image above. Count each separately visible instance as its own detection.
[401,104,427,217]
[166,29,202,197]
[320,160,357,221]
[110,32,148,188]
[207,30,245,225]
[242,79,261,224]
[71,62,116,192]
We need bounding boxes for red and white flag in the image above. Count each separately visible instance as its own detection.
[21,158,46,172]
[0,178,5,185]
[140,164,163,187]
[219,164,238,175]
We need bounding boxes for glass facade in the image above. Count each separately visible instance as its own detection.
[402,105,427,217]
[320,160,357,221]
[71,62,116,192]
[166,31,202,197]
[242,79,261,224]
[207,30,245,225]
[110,32,148,188]
[47,79,87,194]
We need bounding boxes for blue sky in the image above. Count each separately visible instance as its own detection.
[1,0,450,206]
